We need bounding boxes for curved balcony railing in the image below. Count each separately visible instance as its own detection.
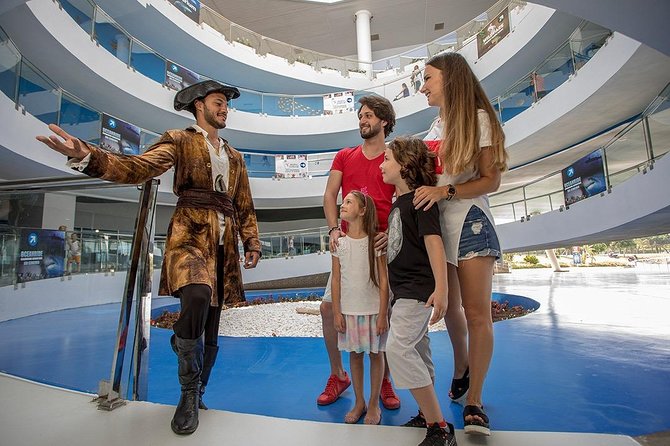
[99,0,525,80]
[489,83,670,224]
[1,15,611,179]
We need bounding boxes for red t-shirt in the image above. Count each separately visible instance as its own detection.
[331,145,395,233]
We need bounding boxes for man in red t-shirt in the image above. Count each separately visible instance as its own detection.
[318,96,401,410]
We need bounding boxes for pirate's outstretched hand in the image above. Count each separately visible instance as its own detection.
[36,124,90,160]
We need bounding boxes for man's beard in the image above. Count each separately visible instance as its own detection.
[204,107,226,129]
[360,122,382,139]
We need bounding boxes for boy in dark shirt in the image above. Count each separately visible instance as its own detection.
[380,137,456,446]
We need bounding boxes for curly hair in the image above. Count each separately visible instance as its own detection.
[387,137,437,190]
[358,95,396,137]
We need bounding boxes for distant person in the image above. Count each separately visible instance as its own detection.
[417,52,508,436]
[380,137,456,446]
[320,95,400,410]
[331,191,389,425]
[287,235,296,256]
[394,83,411,101]
[530,71,546,101]
[411,65,422,93]
[67,233,81,273]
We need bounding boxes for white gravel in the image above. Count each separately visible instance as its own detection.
[218,301,447,337]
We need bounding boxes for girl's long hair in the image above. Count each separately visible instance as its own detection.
[349,190,380,288]
[426,52,508,175]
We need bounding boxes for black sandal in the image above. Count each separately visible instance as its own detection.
[463,404,490,436]
[449,367,469,403]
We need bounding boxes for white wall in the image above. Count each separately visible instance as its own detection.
[0,252,331,322]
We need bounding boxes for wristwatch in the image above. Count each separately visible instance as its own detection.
[445,184,456,201]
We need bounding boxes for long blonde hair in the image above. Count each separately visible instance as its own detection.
[348,190,380,288]
[426,53,508,175]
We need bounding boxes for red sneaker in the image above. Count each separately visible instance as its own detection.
[316,372,351,405]
[380,377,400,410]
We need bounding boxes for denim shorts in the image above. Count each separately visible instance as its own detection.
[457,206,501,262]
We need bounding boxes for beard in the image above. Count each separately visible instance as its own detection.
[203,107,226,129]
[360,122,382,139]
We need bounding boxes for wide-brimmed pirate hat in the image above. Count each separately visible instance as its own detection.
[174,80,240,114]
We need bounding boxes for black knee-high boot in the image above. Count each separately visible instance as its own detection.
[171,334,204,435]
[199,344,219,410]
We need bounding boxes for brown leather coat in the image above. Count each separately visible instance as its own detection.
[81,128,261,305]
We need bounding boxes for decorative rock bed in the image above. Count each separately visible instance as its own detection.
[151,297,534,337]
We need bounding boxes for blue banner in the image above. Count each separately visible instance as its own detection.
[16,229,66,283]
[562,149,607,206]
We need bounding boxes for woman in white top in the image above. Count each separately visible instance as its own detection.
[414,52,508,436]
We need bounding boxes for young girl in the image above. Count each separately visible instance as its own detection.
[416,52,509,436]
[331,190,389,425]
[380,137,456,446]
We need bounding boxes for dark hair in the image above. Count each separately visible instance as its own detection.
[358,96,396,137]
[348,190,380,288]
[387,137,437,190]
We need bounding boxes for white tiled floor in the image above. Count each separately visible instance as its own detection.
[0,373,641,446]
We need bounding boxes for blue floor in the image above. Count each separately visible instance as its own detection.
[0,268,669,436]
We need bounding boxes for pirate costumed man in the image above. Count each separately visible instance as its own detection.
[37,80,262,435]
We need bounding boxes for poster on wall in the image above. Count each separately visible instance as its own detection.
[165,61,201,91]
[16,229,66,283]
[100,114,141,155]
[561,149,607,206]
[275,154,308,178]
[168,0,200,23]
[323,91,355,115]
[477,7,510,58]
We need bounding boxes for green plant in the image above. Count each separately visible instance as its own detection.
[523,254,539,265]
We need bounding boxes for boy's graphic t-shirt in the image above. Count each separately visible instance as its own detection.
[387,191,442,303]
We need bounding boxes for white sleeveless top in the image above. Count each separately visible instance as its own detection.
[423,110,499,265]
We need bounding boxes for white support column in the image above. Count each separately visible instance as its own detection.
[354,10,372,76]
[545,249,568,272]
[42,193,76,231]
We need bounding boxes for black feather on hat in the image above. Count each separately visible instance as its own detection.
[174,80,240,114]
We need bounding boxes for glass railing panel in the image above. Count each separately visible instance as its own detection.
[534,43,574,99]
[230,24,262,55]
[489,186,524,208]
[130,40,167,85]
[59,0,95,35]
[608,167,639,188]
[93,9,131,65]
[522,172,562,202]
[233,89,263,114]
[569,23,611,71]
[603,122,648,188]
[525,195,554,216]
[17,60,59,125]
[0,31,20,101]
[293,96,324,117]
[0,180,154,397]
[263,94,293,117]
[243,153,275,178]
[60,92,101,143]
[647,103,670,158]
[140,130,160,153]
[198,6,232,41]
[308,153,336,177]
[512,201,527,221]
[490,203,516,224]
[498,77,533,122]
